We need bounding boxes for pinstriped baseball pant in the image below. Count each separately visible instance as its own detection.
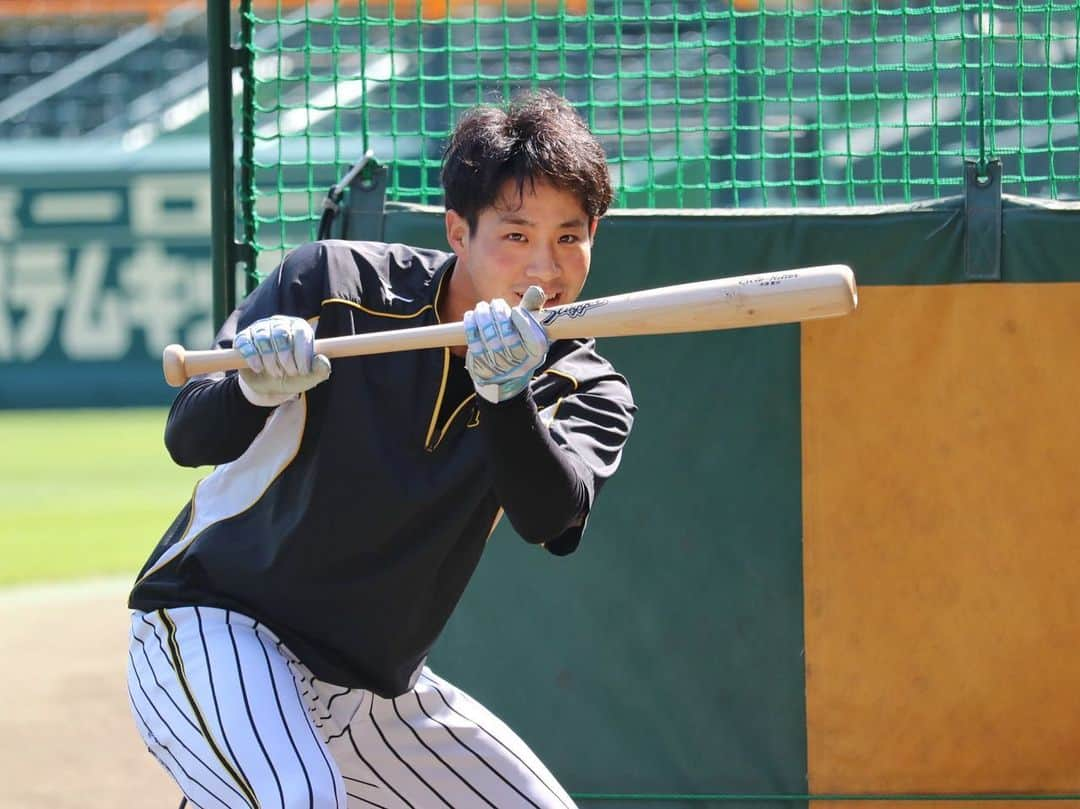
[127,607,577,809]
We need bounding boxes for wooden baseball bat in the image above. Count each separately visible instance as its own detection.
[162,264,857,387]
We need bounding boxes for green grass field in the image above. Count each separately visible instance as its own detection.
[0,408,206,588]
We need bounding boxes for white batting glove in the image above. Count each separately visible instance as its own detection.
[464,286,550,404]
[234,315,331,407]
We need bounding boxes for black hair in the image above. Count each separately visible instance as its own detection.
[441,89,613,231]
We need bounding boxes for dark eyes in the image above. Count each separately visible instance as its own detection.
[504,233,581,243]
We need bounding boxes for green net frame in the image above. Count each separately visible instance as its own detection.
[238,0,1080,271]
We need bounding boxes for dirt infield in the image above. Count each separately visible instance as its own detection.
[0,577,178,809]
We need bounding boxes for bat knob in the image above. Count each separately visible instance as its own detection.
[162,344,189,387]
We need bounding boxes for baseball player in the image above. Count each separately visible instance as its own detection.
[126,90,635,808]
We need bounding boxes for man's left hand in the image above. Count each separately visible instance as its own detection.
[464,286,550,404]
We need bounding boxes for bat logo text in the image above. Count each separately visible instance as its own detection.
[541,299,608,325]
[739,272,797,287]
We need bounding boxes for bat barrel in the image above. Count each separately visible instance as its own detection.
[729,264,857,325]
[542,264,857,340]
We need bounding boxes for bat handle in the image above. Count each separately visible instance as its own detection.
[162,344,190,387]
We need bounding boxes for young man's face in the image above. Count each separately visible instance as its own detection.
[444,178,599,318]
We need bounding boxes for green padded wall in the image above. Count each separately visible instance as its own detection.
[386,208,809,807]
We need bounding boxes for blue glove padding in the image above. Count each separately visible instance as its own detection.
[234,315,331,407]
[464,286,550,404]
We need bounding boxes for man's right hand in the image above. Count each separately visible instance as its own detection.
[234,315,331,407]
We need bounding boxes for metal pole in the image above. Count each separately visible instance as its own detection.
[237,0,257,296]
[206,1,237,330]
